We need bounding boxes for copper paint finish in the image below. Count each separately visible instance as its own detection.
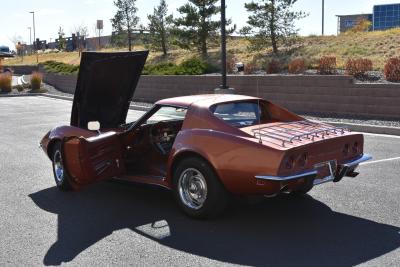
[40,94,367,195]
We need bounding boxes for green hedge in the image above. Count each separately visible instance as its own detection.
[42,57,217,76]
[143,57,217,75]
[42,61,79,74]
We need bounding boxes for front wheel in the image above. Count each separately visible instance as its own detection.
[51,142,72,191]
[173,157,229,219]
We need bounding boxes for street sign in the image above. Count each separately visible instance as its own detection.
[96,20,103,30]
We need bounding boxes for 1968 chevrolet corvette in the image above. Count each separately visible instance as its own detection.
[40,51,372,218]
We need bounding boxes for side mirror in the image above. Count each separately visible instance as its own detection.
[88,121,100,131]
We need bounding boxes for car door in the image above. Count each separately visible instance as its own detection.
[62,131,125,186]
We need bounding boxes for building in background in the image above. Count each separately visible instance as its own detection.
[336,3,400,34]
[373,3,400,31]
[336,14,372,33]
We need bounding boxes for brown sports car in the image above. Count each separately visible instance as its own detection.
[40,51,371,218]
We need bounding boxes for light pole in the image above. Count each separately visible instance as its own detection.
[28,27,32,55]
[216,0,234,93]
[322,0,325,35]
[29,11,38,63]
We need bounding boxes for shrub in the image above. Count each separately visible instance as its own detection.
[384,58,400,82]
[0,73,12,93]
[244,62,257,74]
[318,56,336,75]
[288,58,306,74]
[142,62,177,75]
[266,59,281,74]
[176,57,208,75]
[42,61,79,74]
[345,58,373,78]
[142,58,214,75]
[31,72,43,90]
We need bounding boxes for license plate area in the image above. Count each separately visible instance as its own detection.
[313,160,337,185]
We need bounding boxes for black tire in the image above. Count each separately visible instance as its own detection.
[173,157,229,219]
[290,177,314,196]
[51,142,73,191]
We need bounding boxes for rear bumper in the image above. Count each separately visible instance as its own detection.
[255,154,372,185]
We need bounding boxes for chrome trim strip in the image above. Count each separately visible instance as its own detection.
[255,170,318,181]
[255,154,371,183]
[313,175,334,185]
[343,154,372,168]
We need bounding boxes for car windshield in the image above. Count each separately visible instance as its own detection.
[0,46,10,53]
[211,102,265,128]
[146,106,187,124]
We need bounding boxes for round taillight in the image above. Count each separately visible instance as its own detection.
[352,142,359,154]
[285,156,295,169]
[342,144,350,156]
[298,153,308,167]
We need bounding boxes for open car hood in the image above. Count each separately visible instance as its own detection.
[70,51,148,129]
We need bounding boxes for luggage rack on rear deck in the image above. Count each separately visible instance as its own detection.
[251,120,349,147]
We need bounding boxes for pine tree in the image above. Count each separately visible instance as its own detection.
[147,0,173,56]
[111,0,139,51]
[241,0,307,53]
[173,0,233,59]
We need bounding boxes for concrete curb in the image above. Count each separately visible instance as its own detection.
[320,121,400,136]
[1,93,399,136]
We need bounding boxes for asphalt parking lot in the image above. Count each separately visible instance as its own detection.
[0,96,399,266]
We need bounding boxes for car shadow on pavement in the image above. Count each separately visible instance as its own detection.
[30,182,400,266]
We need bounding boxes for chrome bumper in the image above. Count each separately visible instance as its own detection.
[255,154,372,185]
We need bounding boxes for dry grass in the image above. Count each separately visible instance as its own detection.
[4,28,400,71]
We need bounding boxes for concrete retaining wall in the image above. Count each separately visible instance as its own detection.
[43,72,77,94]
[4,65,38,75]
[39,72,400,119]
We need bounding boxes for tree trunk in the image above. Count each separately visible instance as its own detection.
[126,6,132,51]
[201,38,207,59]
[128,27,132,51]
[271,33,278,54]
[200,2,208,59]
[270,0,278,54]
[160,21,167,56]
[161,35,167,56]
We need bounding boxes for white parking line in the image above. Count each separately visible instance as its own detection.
[361,156,400,166]
[362,132,400,139]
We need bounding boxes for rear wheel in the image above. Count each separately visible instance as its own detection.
[51,142,72,191]
[173,157,229,219]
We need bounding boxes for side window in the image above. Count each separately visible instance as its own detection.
[145,106,187,124]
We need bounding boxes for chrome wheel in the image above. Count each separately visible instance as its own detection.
[178,168,208,210]
[53,150,64,183]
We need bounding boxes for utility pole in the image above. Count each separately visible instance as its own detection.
[28,27,32,55]
[215,0,234,93]
[220,0,227,89]
[322,0,325,35]
[29,11,38,63]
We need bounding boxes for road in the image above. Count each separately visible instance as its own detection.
[0,96,399,267]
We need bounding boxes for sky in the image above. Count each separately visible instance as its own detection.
[0,0,398,49]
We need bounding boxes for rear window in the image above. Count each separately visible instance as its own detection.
[211,102,262,127]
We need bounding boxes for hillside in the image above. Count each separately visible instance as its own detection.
[4,28,400,71]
